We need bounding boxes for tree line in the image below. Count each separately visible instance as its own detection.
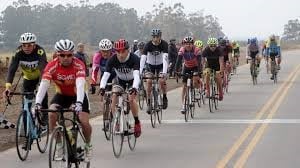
[0,0,224,49]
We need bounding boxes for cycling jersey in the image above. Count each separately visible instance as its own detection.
[42,57,86,96]
[91,51,115,84]
[140,40,168,74]
[6,45,47,85]
[100,53,140,90]
[202,46,222,71]
[266,41,281,57]
[219,45,232,62]
[232,44,240,55]
[176,46,201,70]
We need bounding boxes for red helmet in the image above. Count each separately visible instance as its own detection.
[114,39,129,51]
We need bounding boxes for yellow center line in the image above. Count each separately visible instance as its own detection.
[216,64,300,168]
[234,64,300,168]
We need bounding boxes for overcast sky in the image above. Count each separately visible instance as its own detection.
[1,0,299,40]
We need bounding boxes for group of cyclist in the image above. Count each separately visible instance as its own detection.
[2,29,282,162]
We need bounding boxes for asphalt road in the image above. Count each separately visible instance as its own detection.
[0,50,300,168]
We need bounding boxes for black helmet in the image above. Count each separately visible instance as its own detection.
[151,29,162,36]
[137,41,145,49]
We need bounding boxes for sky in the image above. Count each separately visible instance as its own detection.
[1,0,299,40]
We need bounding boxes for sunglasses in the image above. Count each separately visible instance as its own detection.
[116,49,127,53]
[152,35,161,38]
[22,43,34,48]
[59,54,73,58]
[209,45,217,48]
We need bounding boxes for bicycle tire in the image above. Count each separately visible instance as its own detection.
[103,99,112,141]
[112,109,124,158]
[36,116,49,153]
[16,111,30,161]
[49,127,69,168]
[157,90,163,124]
[190,88,195,119]
[184,87,190,122]
[150,89,157,128]
[127,113,136,151]
[138,89,145,110]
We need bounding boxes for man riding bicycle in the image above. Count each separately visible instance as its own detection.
[266,34,281,80]
[140,29,169,114]
[202,38,224,101]
[175,36,203,113]
[3,32,48,125]
[34,39,93,161]
[219,38,233,76]
[231,41,240,65]
[99,39,142,138]
[246,38,261,74]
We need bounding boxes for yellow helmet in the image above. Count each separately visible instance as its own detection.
[194,40,203,48]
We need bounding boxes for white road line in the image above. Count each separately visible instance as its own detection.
[91,118,300,125]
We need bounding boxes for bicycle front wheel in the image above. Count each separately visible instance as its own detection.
[49,127,69,168]
[126,113,136,151]
[138,89,145,110]
[112,110,124,158]
[190,88,195,119]
[157,90,163,124]
[16,111,30,161]
[103,101,112,141]
[184,89,190,122]
[36,114,49,153]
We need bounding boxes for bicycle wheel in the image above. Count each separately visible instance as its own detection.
[16,111,30,161]
[184,88,190,122]
[157,90,163,124]
[213,83,218,110]
[103,100,112,141]
[150,89,157,128]
[111,109,124,158]
[49,127,69,168]
[127,113,136,151]
[208,79,214,113]
[36,115,49,153]
[190,88,195,119]
[138,89,145,110]
[196,88,201,108]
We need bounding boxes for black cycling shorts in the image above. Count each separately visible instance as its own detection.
[182,66,199,83]
[50,93,90,113]
[147,64,163,75]
[117,78,134,90]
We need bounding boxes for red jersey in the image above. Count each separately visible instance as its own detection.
[178,46,201,68]
[43,57,86,96]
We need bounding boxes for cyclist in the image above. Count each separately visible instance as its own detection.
[202,38,224,101]
[75,43,89,77]
[90,39,115,94]
[175,36,202,113]
[219,38,233,76]
[131,39,139,53]
[194,40,205,74]
[3,32,48,125]
[140,29,169,114]
[99,39,142,138]
[134,41,145,58]
[266,34,281,80]
[246,38,260,74]
[168,38,178,78]
[34,39,92,160]
[231,41,240,65]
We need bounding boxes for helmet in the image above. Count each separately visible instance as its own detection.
[114,39,129,50]
[182,36,194,44]
[219,39,226,46]
[194,40,203,48]
[133,39,138,43]
[232,40,237,45]
[55,39,75,52]
[137,41,145,49]
[99,39,113,51]
[207,38,218,45]
[19,32,37,43]
[217,37,223,43]
[270,34,276,41]
[151,29,162,36]
[250,38,257,44]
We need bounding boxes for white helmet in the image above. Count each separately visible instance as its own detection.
[134,39,138,43]
[19,32,37,43]
[55,39,75,52]
[99,39,113,51]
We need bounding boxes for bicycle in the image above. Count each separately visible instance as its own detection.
[180,71,200,122]
[143,72,163,128]
[250,58,258,85]
[10,92,49,161]
[207,70,218,113]
[270,56,278,84]
[111,84,137,158]
[222,64,230,93]
[40,107,90,168]
[232,54,239,75]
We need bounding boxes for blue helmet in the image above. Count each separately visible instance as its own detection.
[250,38,257,44]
